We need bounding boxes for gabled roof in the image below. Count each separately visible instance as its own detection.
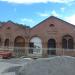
[0,20,30,29]
[32,16,75,29]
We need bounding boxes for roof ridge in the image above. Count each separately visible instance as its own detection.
[31,16,75,29]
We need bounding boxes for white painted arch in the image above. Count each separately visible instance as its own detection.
[30,37,42,54]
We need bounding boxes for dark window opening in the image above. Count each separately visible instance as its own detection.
[29,42,34,54]
[49,24,55,27]
[48,39,56,55]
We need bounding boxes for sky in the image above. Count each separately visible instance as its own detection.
[0,0,75,27]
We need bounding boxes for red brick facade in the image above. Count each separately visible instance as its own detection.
[0,16,75,57]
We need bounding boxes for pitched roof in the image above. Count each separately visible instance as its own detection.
[32,16,75,29]
[0,20,30,29]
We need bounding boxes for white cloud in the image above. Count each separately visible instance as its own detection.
[0,0,74,4]
[38,10,60,18]
[49,0,74,3]
[65,14,75,25]
[20,18,35,25]
[51,10,59,17]
[38,12,50,17]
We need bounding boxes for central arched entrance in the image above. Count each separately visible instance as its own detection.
[29,37,42,54]
[48,39,56,55]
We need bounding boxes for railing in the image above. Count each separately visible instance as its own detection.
[0,47,75,58]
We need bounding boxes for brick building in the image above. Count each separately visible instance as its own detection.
[0,16,75,57]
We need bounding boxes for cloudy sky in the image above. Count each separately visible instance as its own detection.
[0,0,75,27]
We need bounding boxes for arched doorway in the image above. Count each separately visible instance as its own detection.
[62,35,74,49]
[48,39,56,55]
[29,37,42,54]
[14,36,25,57]
[14,36,25,47]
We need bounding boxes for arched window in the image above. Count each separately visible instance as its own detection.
[5,39,9,46]
[0,38,2,46]
[48,39,56,55]
[49,24,55,27]
[62,35,74,49]
[29,37,42,54]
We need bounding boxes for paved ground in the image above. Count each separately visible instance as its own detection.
[0,58,33,75]
[17,56,75,75]
[1,56,75,75]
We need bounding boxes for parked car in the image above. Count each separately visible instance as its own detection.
[0,51,13,59]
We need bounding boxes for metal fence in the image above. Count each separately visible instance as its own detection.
[0,46,75,58]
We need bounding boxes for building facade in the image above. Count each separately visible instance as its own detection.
[0,16,75,57]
